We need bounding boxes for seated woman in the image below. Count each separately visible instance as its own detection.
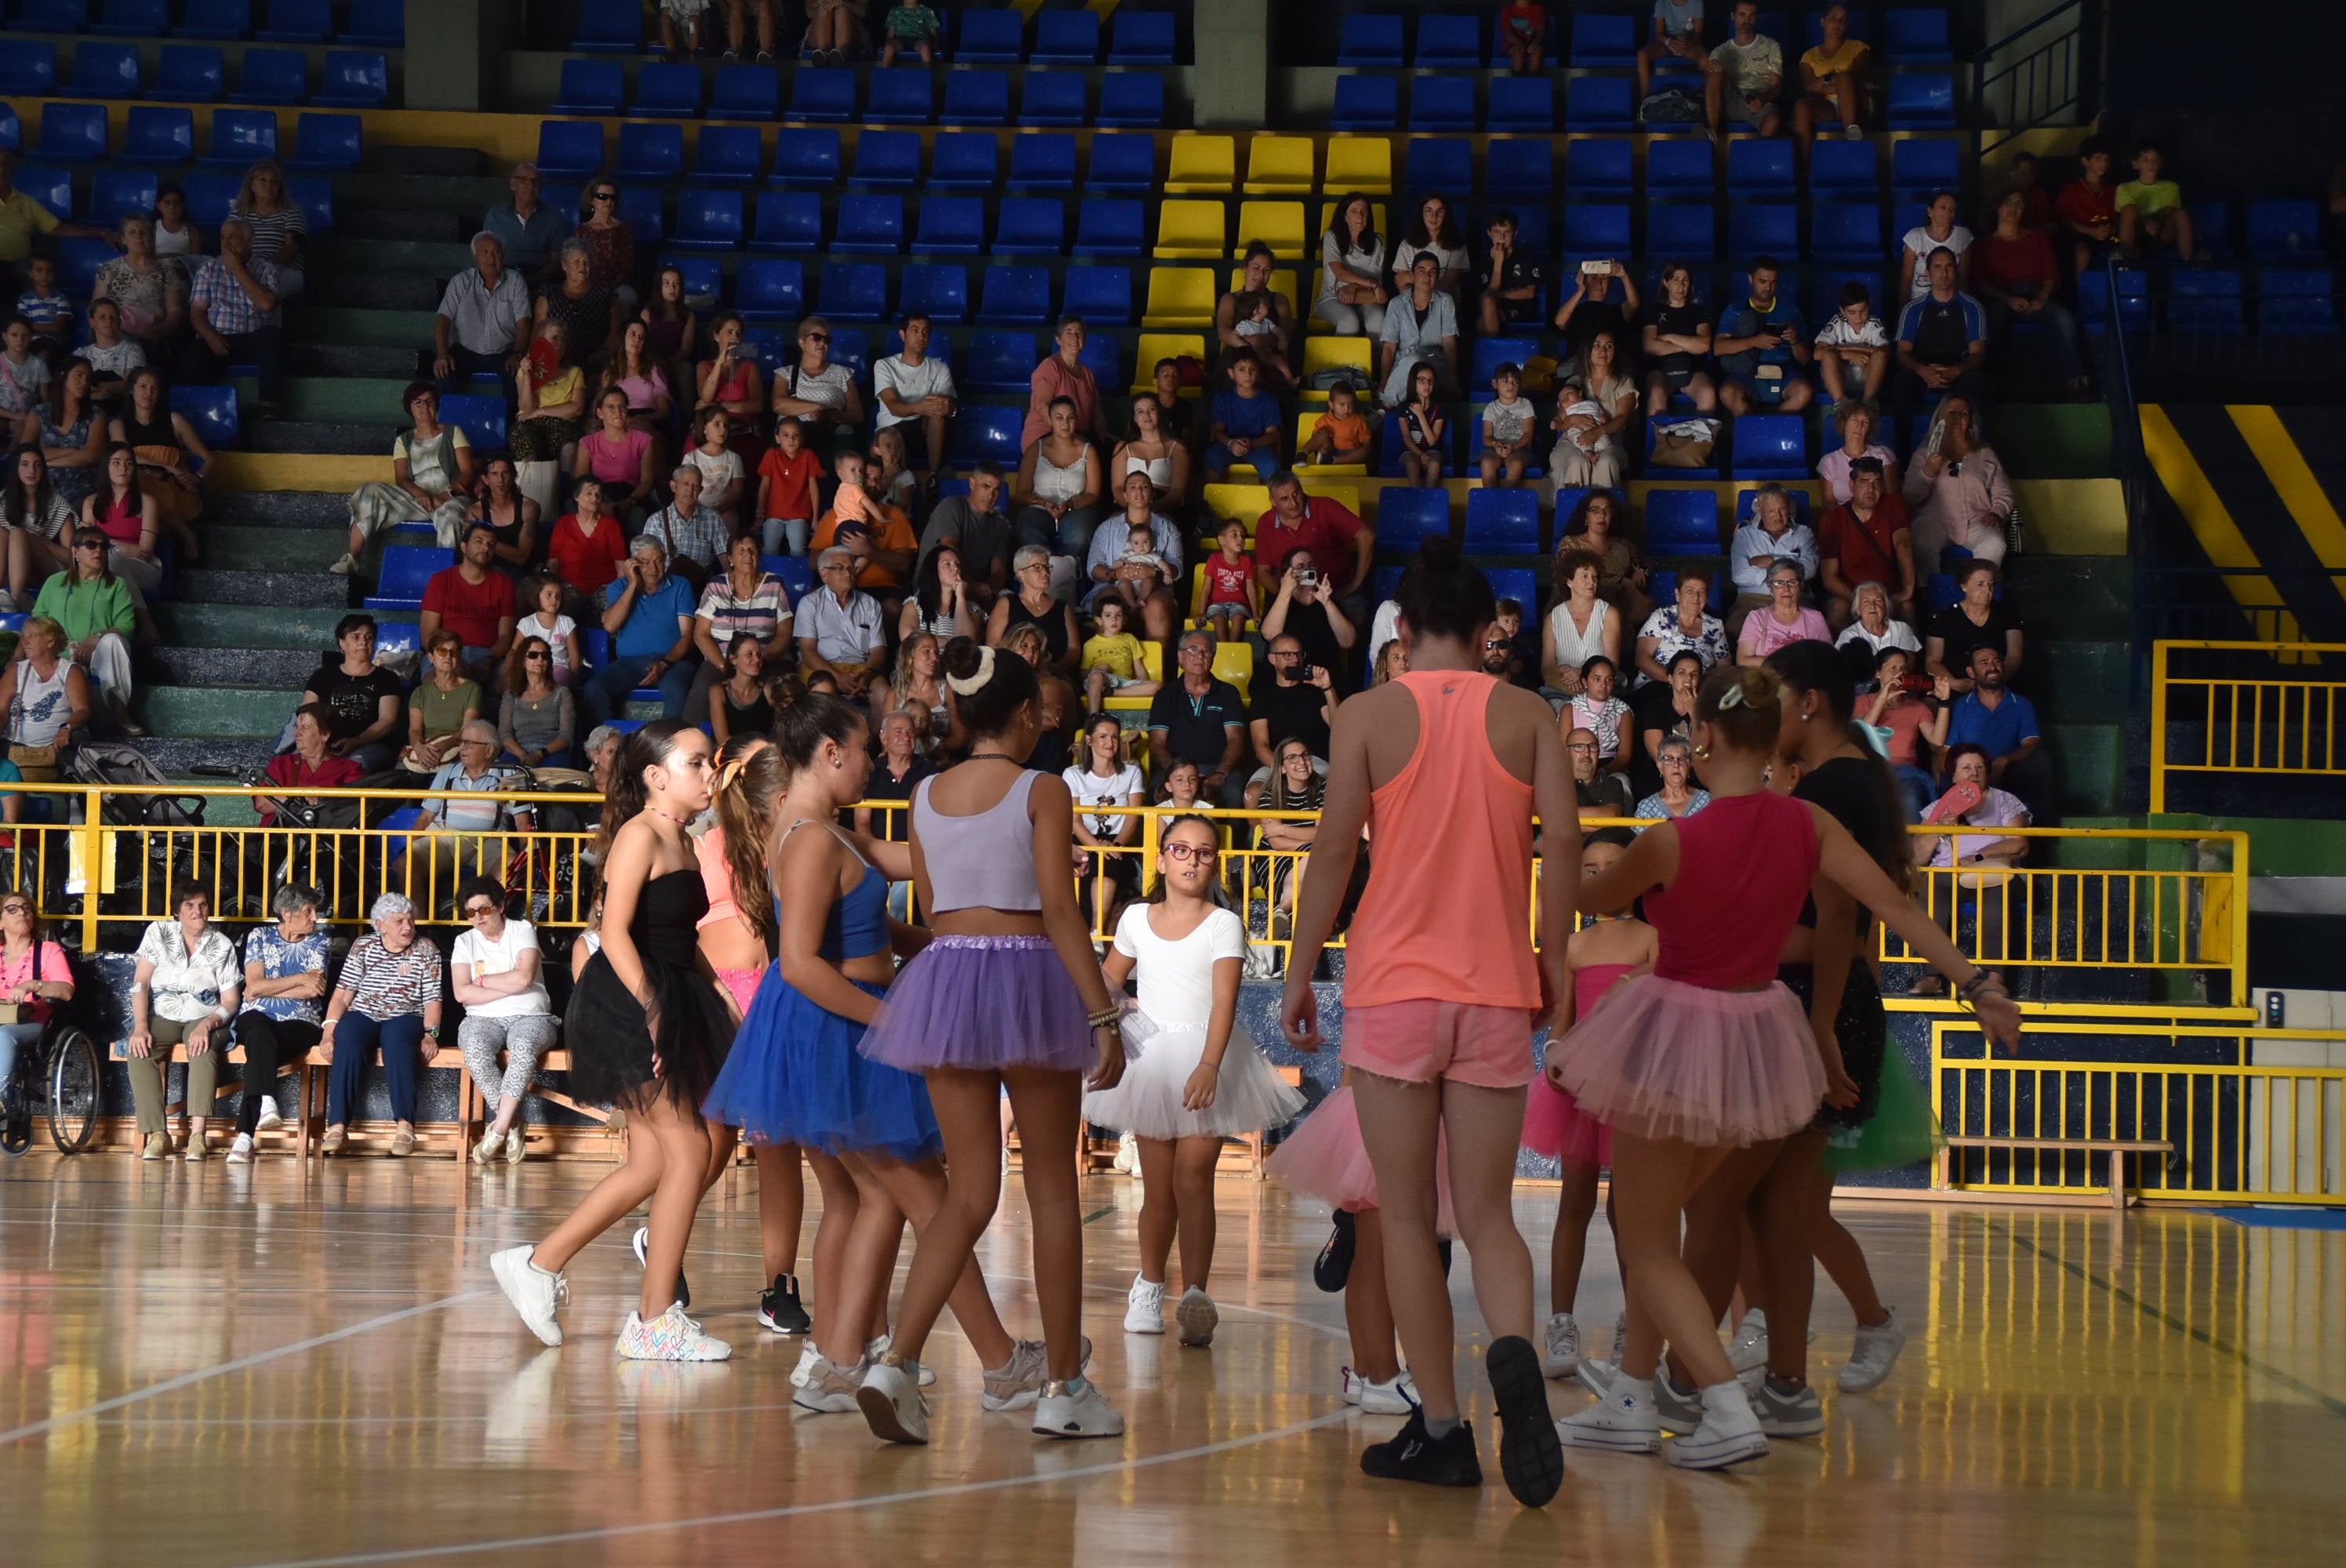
[769,316,864,463]
[1554,489,1650,625]
[694,312,768,452]
[707,633,775,744]
[1641,261,1716,415]
[1542,548,1622,699]
[0,893,72,1127]
[1867,646,1952,821]
[227,881,332,1163]
[1313,194,1390,335]
[640,265,697,406]
[1633,565,1729,685]
[125,878,242,1161]
[573,182,637,314]
[80,445,164,602]
[1903,394,2010,571]
[545,477,630,612]
[533,238,620,369]
[3,444,79,599]
[1632,734,1712,825]
[452,876,557,1166]
[1546,330,1636,492]
[31,530,140,732]
[1216,242,1297,390]
[986,546,1082,680]
[470,454,541,578]
[404,629,483,775]
[1924,558,2023,692]
[1817,397,1900,504]
[110,368,209,560]
[1737,558,1832,666]
[1012,395,1103,559]
[91,215,190,358]
[21,358,105,515]
[1109,393,1193,515]
[898,545,978,646]
[1910,742,2028,996]
[873,630,953,755]
[499,635,575,768]
[332,382,478,575]
[510,318,588,517]
[318,891,445,1156]
[1833,579,1922,685]
[600,318,674,437]
[1066,712,1147,935]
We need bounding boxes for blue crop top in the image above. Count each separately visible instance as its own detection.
[779,822,892,960]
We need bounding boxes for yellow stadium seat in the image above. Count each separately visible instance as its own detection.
[1322,136,1393,195]
[1186,563,1260,628]
[1292,411,1367,474]
[1142,267,1217,330]
[1130,332,1206,393]
[1298,336,1373,404]
[1233,199,1306,261]
[1102,641,1165,713]
[1204,483,1270,531]
[1153,199,1227,260]
[1212,641,1254,702]
[1163,133,1237,194]
[1240,134,1316,195]
[1226,264,1299,322]
[1297,480,1361,515]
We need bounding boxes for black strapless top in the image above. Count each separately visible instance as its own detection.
[630,868,710,965]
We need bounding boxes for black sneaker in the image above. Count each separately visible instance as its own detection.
[1487,1334,1565,1508]
[1360,1407,1483,1488]
[759,1272,811,1334]
[630,1223,689,1312]
[1313,1210,1356,1293]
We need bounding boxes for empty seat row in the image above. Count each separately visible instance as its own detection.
[531,120,1169,196]
[1327,71,1956,133]
[1335,9,1948,67]
[1,0,401,42]
[13,164,332,237]
[673,256,1138,330]
[544,60,1165,127]
[2087,265,2339,336]
[0,42,385,103]
[8,103,358,169]
[573,0,1175,64]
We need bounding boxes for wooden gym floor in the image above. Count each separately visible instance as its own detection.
[1,1156,2341,1566]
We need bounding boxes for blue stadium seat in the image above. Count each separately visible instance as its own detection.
[614,122,683,181]
[929,131,998,191]
[940,69,1011,125]
[1095,72,1164,127]
[1485,137,1554,199]
[1507,201,1552,252]
[954,9,1025,61]
[817,263,888,321]
[286,173,332,230]
[770,127,840,189]
[1378,488,1451,546]
[10,167,72,225]
[0,106,16,154]
[3,0,85,32]
[1727,138,1796,200]
[914,195,986,254]
[667,188,743,251]
[37,103,108,164]
[1889,138,1959,201]
[750,191,822,252]
[1005,132,1074,191]
[72,42,141,98]
[1810,201,1882,263]
[616,184,663,242]
[1887,74,1956,129]
[122,106,193,164]
[1647,202,1716,261]
[1061,264,1132,325]
[1020,71,1087,126]
[549,59,623,115]
[337,0,401,45]
[733,257,805,322]
[365,549,456,618]
[536,121,601,181]
[833,194,905,253]
[2246,199,2322,263]
[692,124,763,184]
[229,49,308,105]
[1031,9,1099,63]
[314,51,385,107]
[1336,14,1403,66]
[1563,204,1631,264]
[1807,138,1877,198]
[1643,488,1722,553]
[285,111,361,172]
[1564,137,1632,198]
[899,263,968,323]
[711,63,778,119]
[947,404,1024,467]
[1328,74,1400,132]
[0,42,55,99]
[170,383,241,448]
[1730,414,1808,478]
[1572,13,1636,65]
[630,60,701,118]
[92,0,169,34]
[1073,199,1143,256]
[1565,78,1635,132]
[2166,268,2244,334]
[1414,13,1480,65]
[1077,331,1120,391]
[177,0,250,37]
[87,167,158,223]
[767,555,815,599]
[1646,137,1716,198]
[1108,9,1175,64]
[1471,336,1541,390]
[978,266,1051,325]
[152,44,225,100]
[1408,76,1475,132]
[965,332,1036,391]
[2184,200,2233,262]
[848,130,921,191]
[2076,269,2150,335]
[2258,270,2339,335]
[1464,489,1540,554]
[1885,8,1950,60]
[866,68,933,125]
[1404,136,1471,195]
[1486,78,1552,133]
[573,0,641,51]
[1087,132,1155,193]
[1729,203,1799,260]
[256,0,330,39]
[52,234,116,298]
[180,171,239,226]
[993,197,1065,256]
[789,67,856,122]
[1486,567,1537,611]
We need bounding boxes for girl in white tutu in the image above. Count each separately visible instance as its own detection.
[1087,814,1306,1345]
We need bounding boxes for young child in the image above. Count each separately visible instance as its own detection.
[15,259,73,368]
[1498,0,1547,74]
[1396,362,1447,488]
[1492,598,1542,692]
[2115,140,2192,263]
[878,0,942,64]
[1152,357,1196,447]
[1550,379,1610,471]
[1230,291,1295,392]
[1299,381,1371,468]
[1200,517,1259,643]
[1080,597,1158,713]
[1086,814,1306,1343]
[1480,361,1538,489]
[2054,135,2117,279]
[826,449,873,527]
[1813,280,1891,405]
[1569,655,1632,772]
[1158,757,1204,810]
[1523,828,1654,1379]
[515,575,581,688]
[1204,350,1283,480]
[152,187,202,266]
[754,415,824,556]
[687,405,747,534]
[657,0,711,61]
[642,263,699,390]
[0,318,51,423]
[75,299,147,407]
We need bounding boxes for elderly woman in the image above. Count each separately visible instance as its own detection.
[451,875,557,1166]
[126,878,242,1161]
[1905,394,2012,571]
[1313,194,1389,335]
[404,628,483,774]
[226,882,331,1163]
[1556,489,1650,622]
[1632,734,1712,825]
[0,891,72,1124]
[30,528,139,732]
[229,159,307,303]
[535,238,620,368]
[1737,558,1832,666]
[1818,397,1900,504]
[331,382,478,575]
[0,614,91,782]
[770,316,863,459]
[1013,395,1103,560]
[91,213,190,353]
[1547,330,1637,492]
[1910,742,2028,996]
[319,891,445,1156]
[1835,579,1922,686]
[986,543,1081,677]
[1633,565,1729,685]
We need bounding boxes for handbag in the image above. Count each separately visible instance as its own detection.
[7,742,61,782]
[1650,430,1716,469]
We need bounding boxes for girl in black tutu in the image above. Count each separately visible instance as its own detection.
[491,719,739,1362]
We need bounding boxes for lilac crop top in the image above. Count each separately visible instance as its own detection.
[912,769,1043,913]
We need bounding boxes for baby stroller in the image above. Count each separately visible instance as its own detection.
[65,742,213,913]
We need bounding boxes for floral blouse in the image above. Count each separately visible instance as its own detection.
[240,925,331,1025]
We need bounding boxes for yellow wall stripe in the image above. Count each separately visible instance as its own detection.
[2139,404,2301,644]
[2228,406,2346,590]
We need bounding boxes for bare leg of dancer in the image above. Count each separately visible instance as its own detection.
[877,1069,1007,1374]
[837,1155,1018,1370]
[802,1150,860,1347]
[1135,1134,1223,1291]
[1346,1209,1403,1383]
[754,1144,808,1280]
[1751,1127,1830,1385]
[1349,1074,1453,1414]
[1004,1066,1088,1380]
[1610,1132,1737,1388]
[1665,1141,1779,1388]
[1549,1160,1604,1313]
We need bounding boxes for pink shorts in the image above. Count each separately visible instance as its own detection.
[1340,1000,1537,1089]
[715,967,763,1015]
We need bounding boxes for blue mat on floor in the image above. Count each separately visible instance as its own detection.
[2204,1207,2346,1229]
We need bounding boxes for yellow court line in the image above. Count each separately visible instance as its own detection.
[2228,406,2346,600]
[2139,405,2300,643]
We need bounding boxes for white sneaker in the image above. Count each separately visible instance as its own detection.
[1842,122,1865,140]
[1343,1366,1417,1415]
[1124,1275,1167,1335]
[1113,1130,1139,1174]
[1576,1357,1618,1399]
[856,1359,930,1444]
[225,1134,255,1165]
[790,1341,820,1388]
[1033,1377,1124,1439]
[617,1302,732,1362]
[1726,1308,1770,1374]
[1540,1311,1582,1378]
[329,552,359,576]
[1174,1287,1218,1347]
[1651,1368,1705,1433]
[981,1335,1091,1411]
[1752,1377,1825,1436]
[254,1096,282,1132]
[1556,1380,1661,1454]
[1665,1382,1770,1470]
[1839,1306,1907,1393]
[792,1352,866,1412]
[491,1245,567,1347]
[868,1334,938,1387]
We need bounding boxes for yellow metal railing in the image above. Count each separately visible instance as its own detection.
[2150,638,2346,811]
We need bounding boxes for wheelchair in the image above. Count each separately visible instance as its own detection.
[0,1013,104,1156]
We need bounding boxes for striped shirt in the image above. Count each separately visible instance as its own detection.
[230,204,307,266]
[335,934,444,1020]
[695,571,794,648]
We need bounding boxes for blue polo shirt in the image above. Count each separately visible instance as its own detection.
[1946,687,2039,759]
[607,574,696,660]
[1716,292,1807,378]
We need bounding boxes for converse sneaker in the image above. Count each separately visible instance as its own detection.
[1360,1408,1481,1487]
[1556,1381,1662,1454]
[1838,1307,1907,1393]
[225,1134,255,1165]
[1174,1287,1218,1347]
[254,1096,283,1131]
[630,1223,689,1311]
[490,1245,568,1347]
[759,1272,812,1334]
[792,1352,866,1412]
[1651,1368,1705,1433]
[1033,1376,1124,1439]
[1124,1275,1167,1334]
[855,1358,930,1444]
[1113,1130,1140,1174]
[789,1341,820,1388]
[1752,1376,1825,1437]
[1343,1366,1418,1415]
[870,1334,939,1387]
[1540,1312,1583,1378]
[1664,1381,1770,1470]
[1726,1309,1770,1375]
[1487,1334,1565,1508]
[982,1335,1091,1411]
[617,1302,732,1362]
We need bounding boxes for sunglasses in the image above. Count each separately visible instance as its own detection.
[804,332,830,344]
[74,539,105,550]
[1164,843,1216,863]
[525,651,550,661]
[1483,638,1509,650]
[591,190,616,201]
[461,903,499,919]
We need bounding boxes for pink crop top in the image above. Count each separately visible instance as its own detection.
[693,826,744,931]
[1643,790,1819,990]
[912,769,1043,913]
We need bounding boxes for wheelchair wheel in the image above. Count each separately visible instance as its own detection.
[45,1026,100,1154]
[1,1062,28,1157]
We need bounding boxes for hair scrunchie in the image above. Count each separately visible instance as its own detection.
[946,644,997,697]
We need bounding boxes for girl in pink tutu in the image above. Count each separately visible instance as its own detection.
[1525,826,1653,1381]
[1552,665,2021,1468]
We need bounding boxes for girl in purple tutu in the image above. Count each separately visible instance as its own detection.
[1552,666,2021,1468]
[854,638,1128,1446]
[1525,827,1653,1381]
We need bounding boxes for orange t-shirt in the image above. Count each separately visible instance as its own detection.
[810,503,918,591]
[1313,412,1371,452]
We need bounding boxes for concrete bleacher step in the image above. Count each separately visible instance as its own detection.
[138,737,286,777]
[205,491,349,531]
[292,306,442,351]
[2003,554,2130,641]
[314,237,473,274]
[2030,640,2129,726]
[305,273,445,312]
[148,646,322,691]
[334,207,470,245]
[290,342,423,380]
[364,145,483,180]
[204,525,347,575]
[158,603,356,651]
[245,419,397,456]
[2050,721,2124,818]
[137,685,304,739]
[170,567,348,608]
[281,376,416,426]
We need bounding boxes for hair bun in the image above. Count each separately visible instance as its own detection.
[1415,534,1462,574]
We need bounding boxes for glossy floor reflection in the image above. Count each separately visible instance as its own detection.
[2,1156,2342,1566]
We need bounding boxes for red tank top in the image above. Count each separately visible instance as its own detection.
[1643,790,1819,990]
[1344,670,1540,1010]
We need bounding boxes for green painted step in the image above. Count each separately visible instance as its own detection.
[204,525,347,573]
[2047,721,2123,816]
[312,237,473,274]
[1995,404,2112,479]
[157,603,353,651]
[284,376,413,425]
[137,685,303,737]
[2005,554,2130,640]
[2028,638,2129,725]
[288,305,441,351]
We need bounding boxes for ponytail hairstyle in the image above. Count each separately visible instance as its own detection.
[1148,813,1229,907]
[1695,664,1784,756]
[1765,639,1912,894]
[942,633,1039,741]
[596,717,696,864]
[713,738,786,947]
[1393,535,1496,648]
[772,690,868,774]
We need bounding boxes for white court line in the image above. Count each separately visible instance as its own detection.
[0,1290,485,1448]
[238,1407,1361,1568]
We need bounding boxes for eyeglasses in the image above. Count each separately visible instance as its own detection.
[1267,648,1298,659]
[1567,742,1599,753]
[1165,843,1216,863]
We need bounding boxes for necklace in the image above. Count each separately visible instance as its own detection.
[647,804,697,826]
[965,751,1022,765]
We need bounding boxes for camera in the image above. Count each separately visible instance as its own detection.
[1581,259,1611,276]
[1296,568,1319,587]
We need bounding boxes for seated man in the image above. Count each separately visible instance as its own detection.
[1889,245,1988,426]
[180,216,285,412]
[1146,630,1248,806]
[419,524,517,686]
[1704,0,1782,138]
[583,536,697,724]
[1818,456,1915,628]
[1259,547,1358,693]
[1255,470,1376,630]
[1638,0,1707,101]
[916,461,1013,611]
[1944,644,2050,815]
[1715,256,1813,413]
[1476,211,1545,339]
[483,164,570,281]
[1571,726,1636,822]
[1792,1,1870,151]
[433,231,532,401]
[412,720,532,915]
[638,465,728,594]
[1249,633,1338,792]
[873,310,957,488]
[793,546,888,701]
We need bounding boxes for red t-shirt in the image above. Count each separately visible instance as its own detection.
[421,564,515,649]
[261,752,365,826]
[1970,229,2058,296]
[1205,551,1255,607]
[547,512,630,598]
[1498,2,1545,36]
[1818,493,1912,587]
[1255,498,1364,579]
[2054,179,2114,234]
[757,445,824,521]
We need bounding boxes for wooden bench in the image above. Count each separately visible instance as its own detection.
[120,1040,464,1158]
[452,1048,615,1163]
[1940,1135,2175,1212]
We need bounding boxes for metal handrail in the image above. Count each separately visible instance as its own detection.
[1972,0,2103,154]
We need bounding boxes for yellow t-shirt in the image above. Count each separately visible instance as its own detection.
[1081,632,1146,680]
[536,364,586,407]
[2115,179,2182,217]
[1800,38,1868,83]
[0,191,63,264]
